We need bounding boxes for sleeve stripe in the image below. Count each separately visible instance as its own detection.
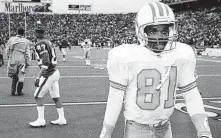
[179,85,197,93]
[110,85,126,91]
[109,80,127,91]
[110,82,126,91]
[178,80,196,89]
[178,81,197,93]
[110,80,127,88]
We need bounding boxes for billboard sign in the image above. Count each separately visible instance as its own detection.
[68,4,79,10]
[0,0,53,13]
[68,4,91,11]
[79,5,91,11]
[13,0,41,2]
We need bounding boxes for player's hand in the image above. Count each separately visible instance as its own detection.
[34,79,40,87]
[99,123,114,138]
[198,129,212,138]
[38,64,42,69]
[199,134,213,138]
[99,133,111,138]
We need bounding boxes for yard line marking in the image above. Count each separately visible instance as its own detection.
[176,96,221,101]
[3,60,106,62]
[72,56,107,60]
[197,75,221,77]
[2,64,220,68]
[1,74,221,79]
[28,66,93,68]
[0,76,109,79]
[71,59,107,62]
[197,65,221,67]
[4,58,219,63]
[196,58,221,63]
[1,65,107,69]
[3,58,219,62]
[209,101,221,104]
[59,60,106,62]
[5,65,221,67]
[0,101,107,107]
[0,96,218,107]
[59,76,109,78]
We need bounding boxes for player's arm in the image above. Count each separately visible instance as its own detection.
[100,51,127,138]
[89,41,92,50]
[3,41,6,48]
[67,41,71,50]
[35,51,42,68]
[59,42,62,51]
[25,42,31,67]
[81,42,84,49]
[5,38,12,58]
[36,52,49,79]
[178,49,212,138]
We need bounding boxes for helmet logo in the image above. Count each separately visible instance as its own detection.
[154,16,171,23]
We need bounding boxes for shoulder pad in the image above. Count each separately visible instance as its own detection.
[175,42,195,60]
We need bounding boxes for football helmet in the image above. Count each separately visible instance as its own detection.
[34,27,45,39]
[84,39,92,45]
[135,2,177,52]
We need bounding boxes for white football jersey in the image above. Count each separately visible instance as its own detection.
[82,39,92,50]
[107,42,196,124]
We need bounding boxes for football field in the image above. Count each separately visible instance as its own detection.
[0,47,221,138]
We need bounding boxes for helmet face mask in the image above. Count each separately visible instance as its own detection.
[135,2,177,53]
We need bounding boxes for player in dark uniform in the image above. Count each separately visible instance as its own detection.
[29,27,67,127]
[0,38,5,67]
[59,37,71,62]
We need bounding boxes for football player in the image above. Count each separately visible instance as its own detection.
[5,28,31,96]
[59,37,70,62]
[100,2,212,138]
[29,27,67,127]
[81,39,92,65]
[0,38,5,67]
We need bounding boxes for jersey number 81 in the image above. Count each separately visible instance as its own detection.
[136,67,177,110]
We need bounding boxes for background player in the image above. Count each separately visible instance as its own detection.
[0,37,5,67]
[29,27,67,127]
[100,2,212,138]
[81,38,92,65]
[59,37,71,62]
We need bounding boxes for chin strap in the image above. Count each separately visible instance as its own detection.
[156,65,172,90]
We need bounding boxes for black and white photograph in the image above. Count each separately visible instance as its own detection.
[0,0,220,137]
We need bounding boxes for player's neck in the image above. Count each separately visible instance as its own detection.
[37,38,45,41]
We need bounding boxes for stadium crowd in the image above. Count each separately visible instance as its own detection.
[162,0,182,4]
[0,6,220,48]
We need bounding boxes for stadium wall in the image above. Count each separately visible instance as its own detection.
[0,0,160,13]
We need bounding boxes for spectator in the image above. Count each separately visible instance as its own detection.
[0,6,220,48]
